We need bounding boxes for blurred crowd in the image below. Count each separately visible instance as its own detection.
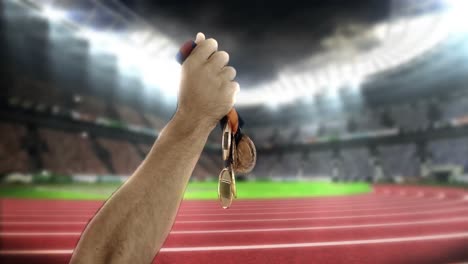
[247,89,468,146]
[1,78,468,181]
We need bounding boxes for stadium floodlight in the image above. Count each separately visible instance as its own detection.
[345,75,364,95]
[76,29,113,51]
[315,71,328,88]
[291,74,310,96]
[278,74,297,98]
[41,6,66,22]
[373,23,388,41]
[140,58,181,100]
[129,30,153,46]
[443,0,468,13]
[327,82,340,99]
[264,91,281,111]
[443,0,468,33]
[349,75,363,89]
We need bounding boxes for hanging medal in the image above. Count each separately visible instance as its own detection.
[177,40,257,208]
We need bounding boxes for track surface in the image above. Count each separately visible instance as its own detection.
[1,185,468,263]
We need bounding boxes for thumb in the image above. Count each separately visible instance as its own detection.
[195,32,205,44]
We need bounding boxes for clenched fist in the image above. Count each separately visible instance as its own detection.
[176,32,239,130]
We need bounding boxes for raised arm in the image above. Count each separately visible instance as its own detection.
[69,32,239,264]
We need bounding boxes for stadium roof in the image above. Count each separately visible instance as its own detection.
[2,0,468,109]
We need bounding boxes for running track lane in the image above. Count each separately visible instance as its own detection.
[1,185,468,264]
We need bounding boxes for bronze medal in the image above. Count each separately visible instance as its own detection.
[230,137,237,198]
[232,135,256,174]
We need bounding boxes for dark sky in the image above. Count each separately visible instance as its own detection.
[118,0,391,85]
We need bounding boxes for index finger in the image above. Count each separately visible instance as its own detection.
[192,38,218,62]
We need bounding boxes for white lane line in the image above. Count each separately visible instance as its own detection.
[5,210,99,214]
[1,215,95,218]
[6,198,378,208]
[0,201,444,218]
[178,194,429,208]
[2,232,468,255]
[178,193,449,211]
[5,192,458,212]
[182,196,377,207]
[4,195,434,214]
[4,216,468,236]
[0,214,94,219]
[176,198,464,217]
[0,199,386,212]
[1,195,459,218]
[3,205,468,226]
[9,200,378,211]
[181,198,406,209]
[172,217,468,234]
[175,206,468,223]
[1,232,82,236]
[0,249,73,255]
[0,221,89,225]
[160,232,468,252]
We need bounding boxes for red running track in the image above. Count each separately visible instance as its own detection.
[1,185,468,264]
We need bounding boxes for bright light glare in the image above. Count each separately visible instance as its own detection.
[41,6,66,22]
[34,0,457,108]
[349,76,363,90]
[236,12,451,107]
[444,0,468,11]
[374,23,388,40]
[33,1,181,102]
[75,28,180,99]
[443,0,468,33]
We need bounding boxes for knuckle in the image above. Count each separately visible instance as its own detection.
[228,67,237,76]
[223,67,236,80]
[231,81,240,91]
[206,38,218,49]
[219,51,229,59]
[213,51,229,64]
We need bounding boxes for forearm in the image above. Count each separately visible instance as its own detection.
[70,113,214,264]
[70,32,237,264]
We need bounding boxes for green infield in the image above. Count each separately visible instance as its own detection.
[185,181,371,199]
[0,181,371,200]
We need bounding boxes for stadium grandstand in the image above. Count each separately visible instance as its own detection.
[1,0,468,263]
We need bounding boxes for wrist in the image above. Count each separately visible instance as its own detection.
[171,110,216,138]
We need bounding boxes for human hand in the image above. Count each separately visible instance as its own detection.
[176,32,239,129]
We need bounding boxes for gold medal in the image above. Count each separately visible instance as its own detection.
[222,121,232,161]
[218,167,235,209]
[218,122,237,209]
[217,110,259,208]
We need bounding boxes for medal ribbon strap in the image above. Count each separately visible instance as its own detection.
[176,40,245,142]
